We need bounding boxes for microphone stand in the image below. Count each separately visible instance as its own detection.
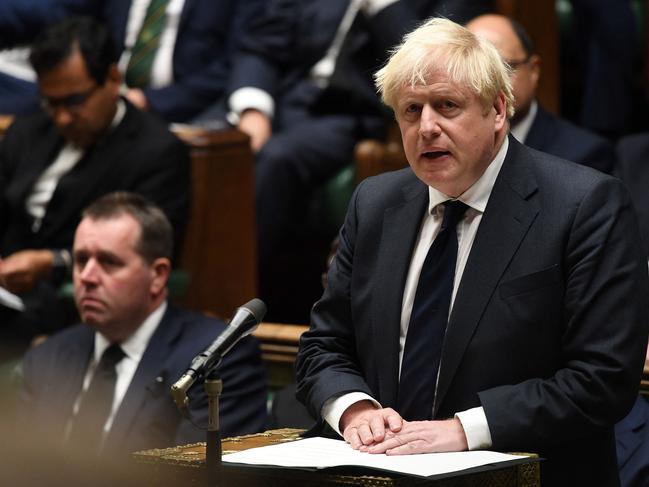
[204,370,223,487]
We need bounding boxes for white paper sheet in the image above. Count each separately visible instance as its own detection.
[223,436,529,478]
[0,286,25,311]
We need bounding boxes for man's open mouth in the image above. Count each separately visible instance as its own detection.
[422,150,450,159]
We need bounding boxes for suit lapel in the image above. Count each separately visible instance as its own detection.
[372,177,428,407]
[11,123,62,207]
[106,306,183,449]
[434,138,539,414]
[49,329,94,431]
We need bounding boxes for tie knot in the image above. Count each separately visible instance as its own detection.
[441,200,469,231]
[99,344,125,370]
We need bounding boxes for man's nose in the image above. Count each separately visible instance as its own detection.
[52,106,74,127]
[79,259,99,283]
[418,105,441,138]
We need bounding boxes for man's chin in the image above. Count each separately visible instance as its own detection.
[79,312,106,328]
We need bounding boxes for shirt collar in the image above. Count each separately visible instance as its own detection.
[93,301,167,363]
[427,135,509,215]
[510,99,537,144]
[111,98,127,130]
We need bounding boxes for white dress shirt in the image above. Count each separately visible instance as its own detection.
[65,301,167,443]
[0,47,36,81]
[323,137,510,451]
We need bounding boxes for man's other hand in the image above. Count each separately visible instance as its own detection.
[238,109,272,153]
[0,250,54,294]
[124,88,149,110]
[340,400,403,449]
[365,417,469,455]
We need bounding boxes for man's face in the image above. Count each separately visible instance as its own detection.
[395,72,507,197]
[73,215,167,342]
[38,49,119,148]
[466,16,540,124]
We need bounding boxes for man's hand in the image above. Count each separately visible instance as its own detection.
[0,250,54,294]
[124,88,149,110]
[340,400,404,450]
[238,109,272,153]
[364,417,469,455]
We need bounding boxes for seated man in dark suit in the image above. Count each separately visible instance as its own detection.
[223,0,494,322]
[296,18,648,486]
[466,13,616,174]
[19,192,268,460]
[0,17,189,359]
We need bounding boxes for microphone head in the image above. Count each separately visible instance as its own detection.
[240,298,267,324]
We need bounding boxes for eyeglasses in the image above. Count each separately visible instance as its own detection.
[505,56,532,72]
[41,84,100,113]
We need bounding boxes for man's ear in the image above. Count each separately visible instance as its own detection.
[107,63,122,85]
[493,91,507,130]
[150,258,171,296]
[528,54,541,89]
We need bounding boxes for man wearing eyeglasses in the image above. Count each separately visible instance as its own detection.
[0,17,189,361]
[466,14,616,175]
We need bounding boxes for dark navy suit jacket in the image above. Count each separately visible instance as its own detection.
[296,137,649,486]
[616,132,649,257]
[524,104,616,174]
[100,0,261,122]
[616,395,649,487]
[20,304,268,455]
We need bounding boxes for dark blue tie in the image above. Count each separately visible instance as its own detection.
[67,344,125,452]
[397,200,469,421]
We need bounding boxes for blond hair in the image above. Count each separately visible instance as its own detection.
[375,17,515,119]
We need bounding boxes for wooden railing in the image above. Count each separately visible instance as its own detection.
[171,127,257,319]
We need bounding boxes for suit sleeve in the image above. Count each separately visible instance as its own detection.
[577,135,617,175]
[226,0,300,100]
[480,177,649,452]
[296,181,376,420]
[144,0,263,122]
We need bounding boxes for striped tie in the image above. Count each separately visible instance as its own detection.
[125,0,170,88]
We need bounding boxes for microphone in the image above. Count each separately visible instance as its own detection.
[171,298,266,414]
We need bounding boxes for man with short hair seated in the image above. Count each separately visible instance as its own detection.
[19,192,268,459]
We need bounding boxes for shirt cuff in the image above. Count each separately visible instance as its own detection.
[322,392,381,436]
[362,0,399,16]
[227,87,275,125]
[455,407,493,450]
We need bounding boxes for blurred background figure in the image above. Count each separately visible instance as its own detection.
[559,0,640,139]
[467,13,617,174]
[0,0,262,123]
[210,0,495,322]
[0,17,189,361]
[0,0,87,114]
